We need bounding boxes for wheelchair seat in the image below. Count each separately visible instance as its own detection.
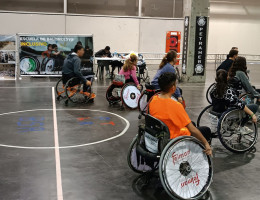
[145,83,155,90]
[209,110,222,118]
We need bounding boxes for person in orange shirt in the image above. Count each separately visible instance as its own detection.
[149,72,212,156]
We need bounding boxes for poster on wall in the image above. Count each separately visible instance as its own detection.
[18,34,94,76]
[166,31,181,65]
[182,16,189,74]
[0,35,16,80]
[194,16,208,76]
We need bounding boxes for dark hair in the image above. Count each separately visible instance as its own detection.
[85,46,89,49]
[228,50,238,58]
[228,56,247,79]
[215,69,228,98]
[47,44,52,49]
[105,46,110,51]
[74,44,84,53]
[77,41,83,46]
[158,72,177,93]
[159,50,177,69]
[52,44,57,48]
[231,47,238,50]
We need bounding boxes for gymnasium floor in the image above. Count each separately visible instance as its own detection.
[0,63,259,200]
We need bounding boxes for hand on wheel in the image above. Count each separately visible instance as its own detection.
[137,85,142,90]
[204,144,212,157]
[177,97,183,104]
[252,114,257,123]
[86,80,92,86]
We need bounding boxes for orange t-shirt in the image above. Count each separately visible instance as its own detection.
[149,95,191,139]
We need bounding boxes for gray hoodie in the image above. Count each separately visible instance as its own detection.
[62,52,85,82]
[236,71,260,97]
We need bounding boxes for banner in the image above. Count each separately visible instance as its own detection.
[0,35,16,80]
[19,34,93,76]
[182,16,189,74]
[194,16,208,76]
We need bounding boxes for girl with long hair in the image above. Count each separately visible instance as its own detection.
[119,53,141,90]
[228,56,260,99]
[151,50,182,103]
[210,69,257,133]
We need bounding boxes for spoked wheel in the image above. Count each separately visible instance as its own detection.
[65,77,86,103]
[106,84,122,105]
[55,78,65,100]
[159,136,213,200]
[127,135,159,174]
[197,105,219,135]
[206,83,215,104]
[218,108,258,153]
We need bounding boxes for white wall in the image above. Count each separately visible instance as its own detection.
[0,12,184,54]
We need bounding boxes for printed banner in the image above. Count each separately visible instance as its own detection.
[0,35,16,80]
[19,35,93,75]
[194,16,208,76]
[182,16,189,74]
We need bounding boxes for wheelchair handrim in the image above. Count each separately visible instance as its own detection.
[206,83,215,104]
[159,136,213,200]
[138,92,148,112]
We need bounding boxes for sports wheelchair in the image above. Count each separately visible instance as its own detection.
[138,83,186,119]
[127,114,213,200]
[197,104,258,153]
[106,76,142,109]
[55,70,95,105]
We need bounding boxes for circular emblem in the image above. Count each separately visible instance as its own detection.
[195,64,204,74]
[130,93,136,100]
[197,17,206,26]
[185,18,189,27]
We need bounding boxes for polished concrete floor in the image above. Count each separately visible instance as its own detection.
[0,63,260,200]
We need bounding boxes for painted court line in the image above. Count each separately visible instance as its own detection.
[0,108,130,149]
[52,87,64,200]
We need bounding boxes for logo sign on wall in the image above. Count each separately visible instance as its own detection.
[194,16,208,76]
[19,34,93,76]
[166,31,181,65]
[182,16,189,74]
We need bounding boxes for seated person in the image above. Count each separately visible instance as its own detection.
[95,46,112,78]
[226,47,238,59]
[149,72,212,156]
[217,49,238,72]
[211,70,257,133]
[62,44,95,99]
[119,53,141,90]
[151,50,183,104]
[228,56,260,101]
[41,44,52,58]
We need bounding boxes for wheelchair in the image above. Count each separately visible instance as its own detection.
[138,83,186,119]
[106,79,142,110]
[127,114,213,200]
[137,54,149,83]
[197,104,258,153]
[55,71,95,105]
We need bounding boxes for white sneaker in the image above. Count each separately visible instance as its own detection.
[240,126,253,135]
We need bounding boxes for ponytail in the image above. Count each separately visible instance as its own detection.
[123,54,138,72]
[159,50,177,69]
[216,69,228,98]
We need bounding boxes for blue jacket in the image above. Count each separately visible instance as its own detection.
[151,63,181,97]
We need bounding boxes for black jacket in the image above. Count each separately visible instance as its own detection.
[95,49,111,58]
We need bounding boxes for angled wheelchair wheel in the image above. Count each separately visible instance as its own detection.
[127,135,159,174]
[206,83,215,104]
[121,83,141,109]
[159,136,213,200]
[55,78,65,100]
[138,92,148,112]
[65,77,85,103]
[106,83,122,105]
[197,105,219,135]
[218,108,258,153]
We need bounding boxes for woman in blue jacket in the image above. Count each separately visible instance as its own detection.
[151,50,183,103]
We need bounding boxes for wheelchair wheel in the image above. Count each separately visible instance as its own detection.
[106,83,122,104]
[127,135,159,174]
[138,92,148,112]
[20,56,40,73]
[65,77,85,103]
[218,108,258,153]
[197,105,219,134]
[159,136,213,200]
[121,83,141,109]
[55,78,65,100]
[206,83,215,104]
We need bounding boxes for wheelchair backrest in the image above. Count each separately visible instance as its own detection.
[144,114,170,153]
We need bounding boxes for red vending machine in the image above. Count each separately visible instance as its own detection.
[166,31,181,65]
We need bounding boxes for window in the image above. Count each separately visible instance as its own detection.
[142,0,183,18]
[67,0,139,16]
[0,0,64,13]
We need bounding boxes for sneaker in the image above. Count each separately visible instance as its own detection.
[83,92,96,99]
[240,126,253,135]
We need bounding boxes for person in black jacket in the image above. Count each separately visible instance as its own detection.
[95,46,112,79]
[62,44,95,99]
[217,49,238,72]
